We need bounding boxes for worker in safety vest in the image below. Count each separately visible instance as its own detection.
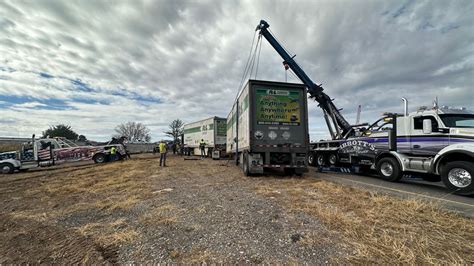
[159,140,167,167]
[109,146,117,161]
[199,139,206,159]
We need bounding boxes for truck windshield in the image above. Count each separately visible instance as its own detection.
[439,114,474,128]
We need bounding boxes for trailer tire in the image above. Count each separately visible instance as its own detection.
[93,153,107,164]
[440,161,474,196]
[308,152,316,166]
[0,163,15,174]
[316,153,326,167]
[376,157,402,182]
[328,153,337,166]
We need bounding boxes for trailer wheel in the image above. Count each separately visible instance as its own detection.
[0,163,15,174]
[376,157,402,182]
[316,153,326,167]
[308,152,316,166]
[440,161,474,195]
[93,153,107,164]
[328,153,338,166]
[243,153,250,176]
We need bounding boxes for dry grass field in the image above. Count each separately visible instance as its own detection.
[256,179,474,264]
[0,154,472,264]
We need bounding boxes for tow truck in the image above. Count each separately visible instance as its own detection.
[0,135,128,174]
[256,20,474,195]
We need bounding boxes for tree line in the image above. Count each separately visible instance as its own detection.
[41,119,184,144]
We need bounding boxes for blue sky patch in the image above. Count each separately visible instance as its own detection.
[70,79,95,92]
[0,66,16,72]
[0,95,31,105]
[72,97,109,105]
[0,95,76,110]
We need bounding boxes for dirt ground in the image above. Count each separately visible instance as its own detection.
[0,154,473,264]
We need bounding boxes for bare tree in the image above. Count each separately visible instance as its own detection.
[165,119,184,144]
[115,122,151,142]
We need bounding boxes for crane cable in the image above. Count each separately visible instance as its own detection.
[254,34,263,79]
[248,34,261,80]
[235,31,258,103]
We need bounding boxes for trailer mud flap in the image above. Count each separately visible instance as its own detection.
[248,153,264,174]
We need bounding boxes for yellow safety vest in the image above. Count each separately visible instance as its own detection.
[110,147,117,155]
[159,143,167,153]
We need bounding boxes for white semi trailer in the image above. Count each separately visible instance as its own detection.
[227,79,309,176]
[183,116,227,158]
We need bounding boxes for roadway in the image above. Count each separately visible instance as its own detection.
[309,168,474,218]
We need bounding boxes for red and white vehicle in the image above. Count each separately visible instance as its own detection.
[0,136,127,174]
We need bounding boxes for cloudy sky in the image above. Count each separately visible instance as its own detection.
[1,0,473,141]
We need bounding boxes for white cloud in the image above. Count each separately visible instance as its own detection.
[0,0,473,141]
[12,102,47,108]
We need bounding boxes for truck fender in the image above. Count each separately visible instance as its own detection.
[375,151,406,171]
[0,158,22,168]
[431,143,474,175]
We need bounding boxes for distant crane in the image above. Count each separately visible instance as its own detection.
[355,105,362,124]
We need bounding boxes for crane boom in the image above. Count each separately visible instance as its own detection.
[256,20,353,139]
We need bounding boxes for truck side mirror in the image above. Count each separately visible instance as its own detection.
[423,119,432,134]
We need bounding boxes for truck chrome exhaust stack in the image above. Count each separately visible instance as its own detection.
[401,98,408,116]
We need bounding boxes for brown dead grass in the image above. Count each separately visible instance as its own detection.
[139,204,179,225]
[256,179,474,264]
[77,218,139,246]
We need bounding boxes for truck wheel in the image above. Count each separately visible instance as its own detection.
[243,153,250,176]
[328,153,337,166]
[440,161,474,195]
[93,153,107,164]
[0,163,15,174]
[376,157,402,182]
[316,153,326,167]
[308,153,315,166]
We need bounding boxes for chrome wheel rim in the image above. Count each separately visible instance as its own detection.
[1,165,11,174]
[329,154,337,165]
[448,168,471,188]
[308,154,314,165]
[317,155,324,166]
[380,162,393,176]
